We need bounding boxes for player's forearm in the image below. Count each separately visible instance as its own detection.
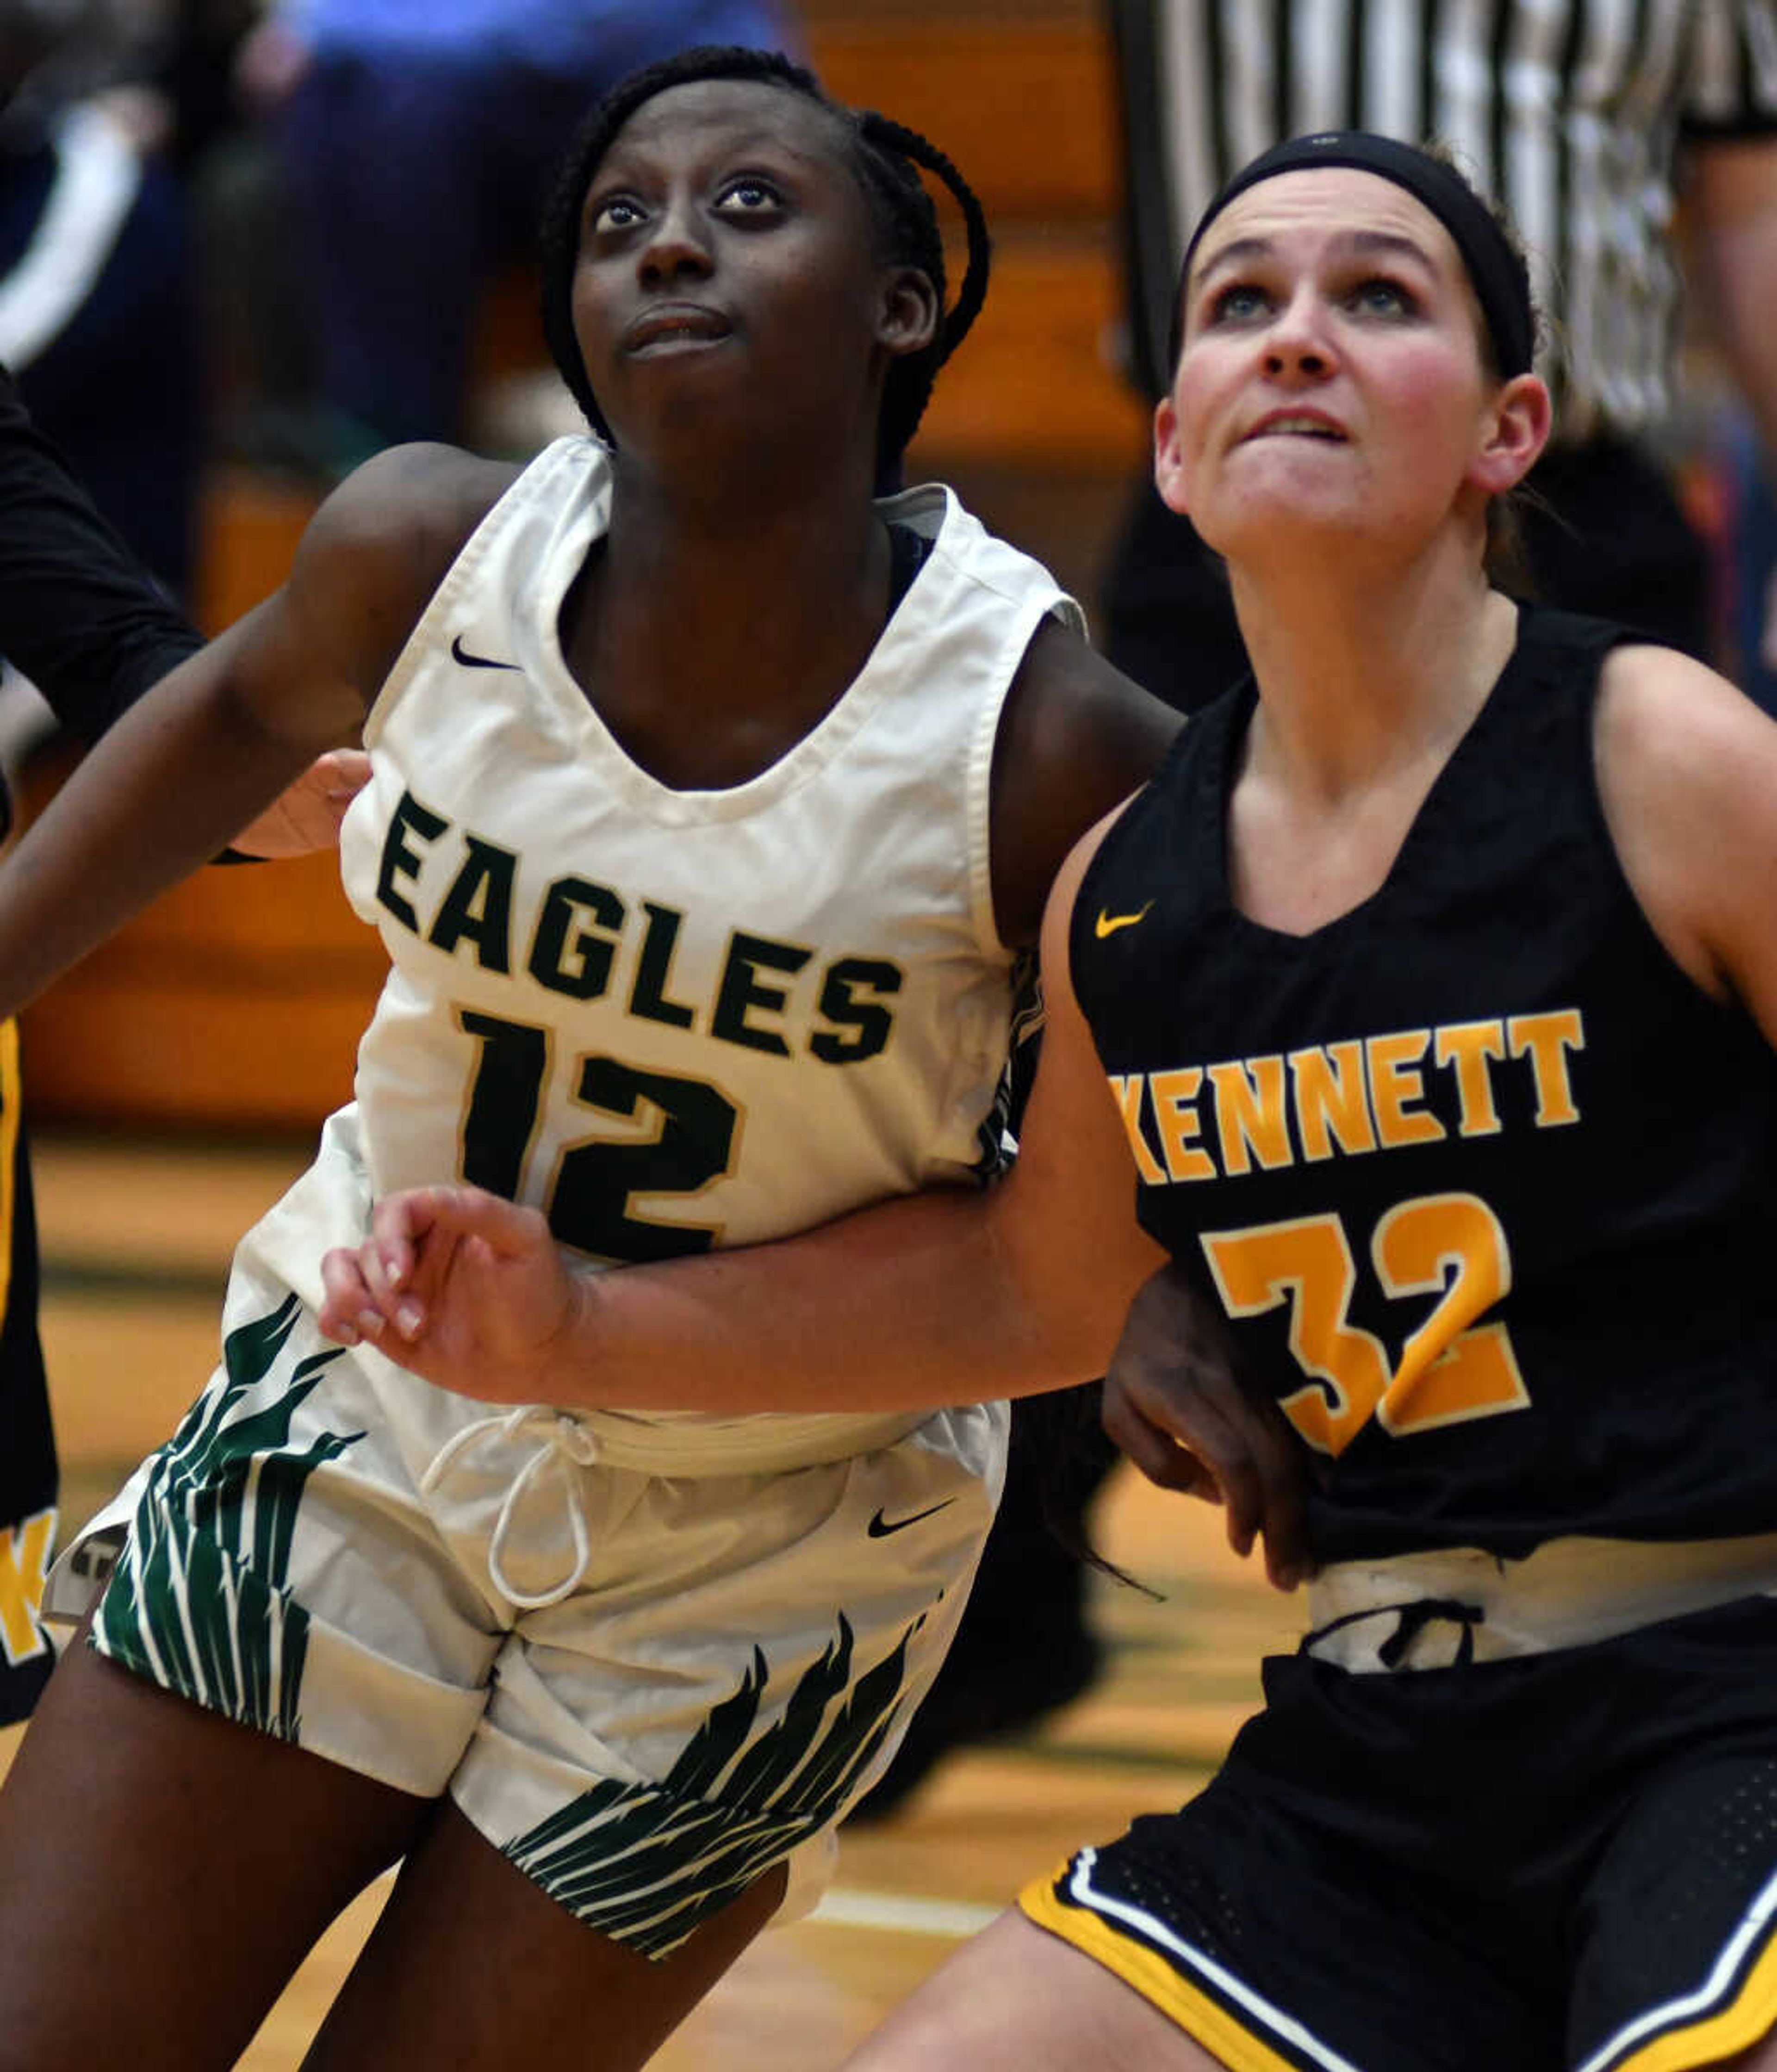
[553,1177,1130,1416]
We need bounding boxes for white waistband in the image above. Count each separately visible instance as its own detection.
[417,1404,936,1611]
[1303,1532,1777,1672]
[566,1407,930,1476]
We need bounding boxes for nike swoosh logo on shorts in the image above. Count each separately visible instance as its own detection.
[451,633,521,671]
[1094,901,1154,939]
[867,1499,957,1538]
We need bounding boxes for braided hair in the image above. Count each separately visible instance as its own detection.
[537,44,989,485]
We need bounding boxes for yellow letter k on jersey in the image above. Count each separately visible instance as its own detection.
[0,1506,53,1665]
[1095,901,1154,940]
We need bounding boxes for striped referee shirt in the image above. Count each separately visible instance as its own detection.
[1112,0,1777,440]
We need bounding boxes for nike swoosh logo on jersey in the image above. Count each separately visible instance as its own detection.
[1094,902,1154,939]
[867,1499,956,1538]
[451,633,522,671]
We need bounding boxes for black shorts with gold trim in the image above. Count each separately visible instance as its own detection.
[0,1020,54,1726]
[1020,1595,1777,2072]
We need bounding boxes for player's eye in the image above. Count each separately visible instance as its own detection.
[1206,281,1271,324]
[714,177,784,217]
[1348,276,1416,317]
[588,192,646,236]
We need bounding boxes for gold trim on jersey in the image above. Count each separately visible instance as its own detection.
[0,1017,20,1331]
[1019,1855,1352,2072]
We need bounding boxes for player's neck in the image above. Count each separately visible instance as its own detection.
[1230,546,1512,806]
[561,482,895,789]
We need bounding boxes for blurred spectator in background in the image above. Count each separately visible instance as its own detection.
[1101,0,1777,714]
[0,0,203,596]
[227,0,801,471]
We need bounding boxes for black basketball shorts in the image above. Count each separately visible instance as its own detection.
[1023,1595,1777,2071]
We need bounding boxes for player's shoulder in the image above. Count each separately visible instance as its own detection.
[1002,618,1182,813]
[1596,640,1765,767]
[1592,639,1777,854]
[265,444,524,696]
[1593,641,1777,996]
[302,444,523,590]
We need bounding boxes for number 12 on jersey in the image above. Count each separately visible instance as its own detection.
[458,1009,741,1263]
[1200,1192,1529,1454]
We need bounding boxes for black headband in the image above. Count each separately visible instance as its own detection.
[1172,131,1535,379]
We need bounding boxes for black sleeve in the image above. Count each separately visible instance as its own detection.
[0,362,201,743]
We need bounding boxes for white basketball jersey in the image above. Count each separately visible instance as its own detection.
[320,435,1077,1452]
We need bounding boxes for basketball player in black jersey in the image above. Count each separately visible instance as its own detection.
[331,133,1777,2072]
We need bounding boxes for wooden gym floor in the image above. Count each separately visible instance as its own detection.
[0,1127,1301,2069]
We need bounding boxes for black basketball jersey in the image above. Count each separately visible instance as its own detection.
[1072,607,1777,1563]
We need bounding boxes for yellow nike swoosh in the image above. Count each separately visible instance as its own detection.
[1094,902,1154,939]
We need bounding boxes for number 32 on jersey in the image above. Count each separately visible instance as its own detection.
[1200,1192,1528,1454]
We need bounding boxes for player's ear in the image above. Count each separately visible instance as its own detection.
[1154,395,1191,515]
[878,266,939,360]
[1469,372,1550,496]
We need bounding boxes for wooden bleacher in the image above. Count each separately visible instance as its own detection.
[20,0,1146,1132]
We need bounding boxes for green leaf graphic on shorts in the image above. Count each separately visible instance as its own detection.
[96,1293,363,1742]
[503,1609,923,1955]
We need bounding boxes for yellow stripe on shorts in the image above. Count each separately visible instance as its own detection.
[1019,1855,1333,2072]
[1606,1892,1777,2072]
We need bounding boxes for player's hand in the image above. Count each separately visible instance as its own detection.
[231,748,371,858]
[318,1185,589,1403]
[1100,1262,1311,1592]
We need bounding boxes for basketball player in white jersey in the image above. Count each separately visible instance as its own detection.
[0,43,1180,2072]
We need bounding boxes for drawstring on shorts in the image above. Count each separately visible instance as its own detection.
[1302,1596,1488,1670]
[421,1405,602,1610]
